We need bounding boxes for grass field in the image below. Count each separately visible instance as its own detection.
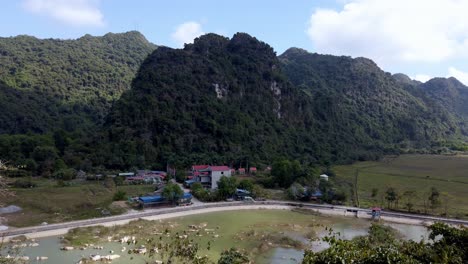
[4,179,155,227]
[334,154,468,218]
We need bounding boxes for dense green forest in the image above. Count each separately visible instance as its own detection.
[0,31,156,134]
[99,33,467,169]
[279,48,463,146]
[101,33,320,169]
[0,31,467,177]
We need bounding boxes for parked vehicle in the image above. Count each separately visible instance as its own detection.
[242,196,255,203]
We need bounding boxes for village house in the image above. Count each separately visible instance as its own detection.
[192,165,232,189]
[237,168,246,175]
[249,167,257,174]
[120,170,167,184]
[136,170,167,179]
[188,165,210,180]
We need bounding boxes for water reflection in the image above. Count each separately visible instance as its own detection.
[9,212,429,264]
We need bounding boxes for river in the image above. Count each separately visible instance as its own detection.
[4,209,429,263]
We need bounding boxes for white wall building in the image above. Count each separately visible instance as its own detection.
[320,174,329,181]
[197,166,232,189]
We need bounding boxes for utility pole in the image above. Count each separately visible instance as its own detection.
[246,157,249,176]
[354,169,360,207]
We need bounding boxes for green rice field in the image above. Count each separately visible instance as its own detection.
[334,154,468,218]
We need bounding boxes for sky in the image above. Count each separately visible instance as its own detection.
[1,0,468,85]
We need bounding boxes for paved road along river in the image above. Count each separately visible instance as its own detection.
[1,200,467,240]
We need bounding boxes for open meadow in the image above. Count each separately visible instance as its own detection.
[334,154,468,218]
[3,179,154,227]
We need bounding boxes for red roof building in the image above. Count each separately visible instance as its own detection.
[192,165,210,171]
[192,164,232,189]
[208,166,231,172]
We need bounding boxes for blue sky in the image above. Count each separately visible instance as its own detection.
[2,0,468,85]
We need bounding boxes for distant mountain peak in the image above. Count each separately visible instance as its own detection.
[393,73,421,86]
[184,32,275,58]
[279,47,310,58]
[425,77,467,89]
[185,33,229,53]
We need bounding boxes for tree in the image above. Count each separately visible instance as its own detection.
[52,168,76,181]
[318,178,333,202]
[190,182,213,202]
[32,146,58,177]
[175,169,186,183]
[0,175,13,207]
[237,179,254,193]
[53,130,70,155]
[385,187,398,209]
[302,223,468,263]
[271,160,292,188]
[440,192,451,216]
[0,160,14,206]
[217,176,237,199]
[428,187,441,212]
[114,176,125,186]
[271,159,302,188]
[190,182,204,193]
[113,190,127,201]
[162,183,184,204]
[402,190,417,213]
[287,183,305,200]
[218,248,250,264]
[104,177,116,190]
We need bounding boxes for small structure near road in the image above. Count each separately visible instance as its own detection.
[234,189,251,200]
[319,174,329,181]
[371,207,382,220]
[118,172,135,177]
[309,190,323,201]
[184,179,196,188]
[249,167,257,174]
[138,193,193,208]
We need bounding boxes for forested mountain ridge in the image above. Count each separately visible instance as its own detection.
[0,31,156,133]
[279,47,463,145]
[419,77,468,134]
[99,33,467,169]
[0,31,467,174]
[100,33,319,168]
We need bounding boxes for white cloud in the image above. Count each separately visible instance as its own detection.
[171,21,204,47]
[307,0,468,68]
[412,74,432,83]
[22,0,104,27]
[448,67,468,86]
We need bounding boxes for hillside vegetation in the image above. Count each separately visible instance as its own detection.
[279,48,463,149]
[0,31,467,178]
[101,33,319,169]
[100,34,467,169]
[0,31,156,133]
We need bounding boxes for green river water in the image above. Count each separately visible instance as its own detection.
[6,209,429,264]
